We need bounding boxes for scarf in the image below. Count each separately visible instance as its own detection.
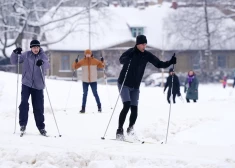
[187,75,194,87]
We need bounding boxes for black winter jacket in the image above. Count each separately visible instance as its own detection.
[118,46,173,89]
[164,75,181,94]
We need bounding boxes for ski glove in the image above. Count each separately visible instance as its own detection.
[36,59,44,66]
[13,47,22,54]
[169,53,176,64]
[177,92,181,97]
[101,57,104,62]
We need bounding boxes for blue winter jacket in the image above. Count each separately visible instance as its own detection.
[10,48,50,90]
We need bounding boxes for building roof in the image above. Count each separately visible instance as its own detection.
[42,2,235,51]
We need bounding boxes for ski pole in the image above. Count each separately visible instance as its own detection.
[39,66,62,137]
[64,55,79,112]
[165,63,175,144]
[14,54,20,134]
[101,60,132,140]
[179,95,185,103]
[102,63,113,110]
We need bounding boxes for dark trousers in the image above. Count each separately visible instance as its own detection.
[19,85,45,130]
[167,91,176,104]
[82,82,101,108]
[118,101,138,129]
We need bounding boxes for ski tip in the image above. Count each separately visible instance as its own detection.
[101,137,105,140]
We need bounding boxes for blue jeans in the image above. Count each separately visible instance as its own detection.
[82,82,101,108]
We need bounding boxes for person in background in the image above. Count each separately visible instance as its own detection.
[233,69,235,88]
[10,39,50,136]
[184,70,199,103]
[116,34,176,140]
[164,68,181,104]
[222,76,227,88]
[72,49,104,113]
[233,77,235,88]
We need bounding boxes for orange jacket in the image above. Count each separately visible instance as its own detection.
[72,57,104,82]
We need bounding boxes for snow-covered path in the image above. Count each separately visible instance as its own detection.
[0,71,235,168]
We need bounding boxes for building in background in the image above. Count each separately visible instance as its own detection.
[42,2,235,81]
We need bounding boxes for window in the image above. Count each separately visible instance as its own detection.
[61,56,70,71]
[217,55,226,68]
[130,27,144,37]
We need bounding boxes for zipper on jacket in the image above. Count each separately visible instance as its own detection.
[22,71,26,80]
[31,55,37,88]
[88,58,91,82]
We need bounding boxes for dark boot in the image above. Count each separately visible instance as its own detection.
[20,125,26,132]
[116,128,124,140]
[98,106,102,112]
[127,126,134,136]
[80,106,85,113]
[39,129,47,136]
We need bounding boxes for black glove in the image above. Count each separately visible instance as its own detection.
[101,57,104,62]
[36,59,44,66]
[169,53,176,64]
[13,47,22,54]
[75,58,78,63]
[177,92,181,97]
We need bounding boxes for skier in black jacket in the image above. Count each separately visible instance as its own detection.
[116,35,177,139]
[163,68,181,104]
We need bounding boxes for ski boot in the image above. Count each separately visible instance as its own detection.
[80,106,85,113]
[116,128,124,140]
[39,129,47,136]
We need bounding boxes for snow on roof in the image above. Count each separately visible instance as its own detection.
[42,6,134,51]
[42,2,235,51]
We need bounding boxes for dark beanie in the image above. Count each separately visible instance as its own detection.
[169,68,174,73]
[30,39,40,48]
[136,35,147,45]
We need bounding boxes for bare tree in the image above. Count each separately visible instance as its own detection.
[0,0,105,58]
[164,0,235,74]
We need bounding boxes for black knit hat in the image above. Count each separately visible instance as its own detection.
[136,35,147,45]
[169,68,174,73]
[30,39,40,48]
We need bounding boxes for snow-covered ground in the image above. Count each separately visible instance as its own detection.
[0,71,235,168]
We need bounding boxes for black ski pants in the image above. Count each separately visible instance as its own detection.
[118,101,138,129]
[167,91,176,104]
[19,85,45,130]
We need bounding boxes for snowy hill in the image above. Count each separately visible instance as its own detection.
[0,71,235,167]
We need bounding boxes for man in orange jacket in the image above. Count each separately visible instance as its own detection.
[72,49,104,113]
